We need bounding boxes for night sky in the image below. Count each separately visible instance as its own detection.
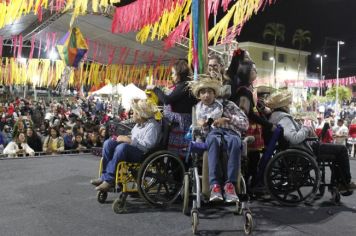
[237,0,356,79]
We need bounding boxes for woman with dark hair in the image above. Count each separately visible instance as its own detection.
[43,127,64,154]
[146,59,196,157]
[26,127,43,153]
[228,59,274,190]
[227,48,252,102]
[316,122,333,143]
[3,132,35,157]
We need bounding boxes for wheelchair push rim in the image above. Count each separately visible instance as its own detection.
[137,151,185,207]
[265,149,320,206]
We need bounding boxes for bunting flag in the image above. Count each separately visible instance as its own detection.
[136,0,191,43]
[112,0,182,34]
[164,16,191,49]
[0,0,121,30]
[56,27,88,68]
[208,0,275,45]
[283,77,356,88]
[29,35,36,59]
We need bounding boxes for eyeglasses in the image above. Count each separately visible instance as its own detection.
[208,64,219,69]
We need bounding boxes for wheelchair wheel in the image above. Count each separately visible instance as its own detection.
[244,211,253,235]
[112,194,127,214]
[264,149,320,206]
[138,151,185,206]
[236,175,246,215]
[182,173,190,215]
[191,210,199,235]
[97,191,107,204]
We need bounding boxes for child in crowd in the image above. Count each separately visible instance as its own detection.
[189,77,249,202]
[72,133,87,151]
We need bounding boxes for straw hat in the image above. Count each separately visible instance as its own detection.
[131,99,159,119]
[265,90,292,109]
[188,75,222,98]
[256,86,276,95]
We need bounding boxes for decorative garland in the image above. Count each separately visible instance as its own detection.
[208,0,275,45]
[284,77,356,88]
[136,0,191,43]
[0,0,121,29]
[112,0,184,34]
[0,58,173,88]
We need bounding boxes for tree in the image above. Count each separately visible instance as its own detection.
[292,29,311,80]
[263,23,285,87]
[326,86,352,103]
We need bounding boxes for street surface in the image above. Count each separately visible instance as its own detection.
[1,154,356,236]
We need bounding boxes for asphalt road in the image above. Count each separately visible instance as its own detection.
[1,154,356,236]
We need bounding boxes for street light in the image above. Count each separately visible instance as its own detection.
[316,54,327,96]
[336,40,345,115]
[270,57,276,87]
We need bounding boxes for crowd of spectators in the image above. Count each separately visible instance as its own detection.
[0,96,131,157]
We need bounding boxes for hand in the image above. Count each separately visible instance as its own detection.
[308,127,317,137]
[213,118,230,126]
[197,119,207,127]
[17,149,25,154]
[271,124,277,132]
[209,70,220,79]
[116,135,130,143]
[146,85,155,90]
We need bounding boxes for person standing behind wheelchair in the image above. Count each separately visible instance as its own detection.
[228,58,275,189]
[189,77,249,202]
[146,59,196,157]
[265,90,356,192]
[91,99,161,192]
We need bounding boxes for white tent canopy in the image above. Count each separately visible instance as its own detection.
[120,83,147,110]
[91,83,125,95]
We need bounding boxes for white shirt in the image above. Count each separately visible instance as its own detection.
[334,125,349,145]
[3,142,35,157]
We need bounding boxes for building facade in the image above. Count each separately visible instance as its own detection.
[211,41,311,102]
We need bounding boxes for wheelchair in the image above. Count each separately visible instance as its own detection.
[262,126,349,206]
[95,119,185,213]
[182,127,253,235]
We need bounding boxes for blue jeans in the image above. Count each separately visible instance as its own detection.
[206,128,241,186]
[101,139,144,183]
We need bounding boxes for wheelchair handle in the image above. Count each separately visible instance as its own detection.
[305,137,319,142]
[243,136,255,145]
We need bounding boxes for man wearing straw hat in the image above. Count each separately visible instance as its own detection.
[189,77,249,202]
[91,99,161,192]
[266,90,356,192]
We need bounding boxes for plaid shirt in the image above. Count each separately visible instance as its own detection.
[216,100,249,136]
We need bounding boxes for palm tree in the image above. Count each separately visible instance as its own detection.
[263,23,285,87]
[292,29,311,80]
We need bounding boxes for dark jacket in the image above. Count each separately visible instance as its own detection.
[235,86,273,130]
[27,135,43,152]
[153,81,196,114]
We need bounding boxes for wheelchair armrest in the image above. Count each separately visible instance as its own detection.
[190,141,208,152]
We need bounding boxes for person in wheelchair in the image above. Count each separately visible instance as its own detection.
[91,99,161,192]
[189,77,249,202]
[265,90,356,192]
